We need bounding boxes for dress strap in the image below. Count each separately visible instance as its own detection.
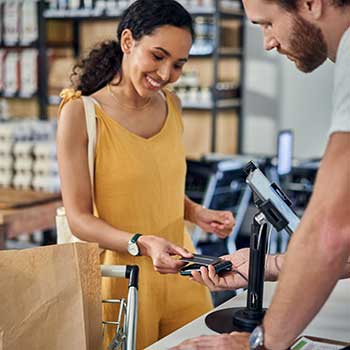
[58,88,82,115]
[58,88,102,116]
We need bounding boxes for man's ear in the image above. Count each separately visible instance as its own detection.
[120,29,135,54]
[298,0,323,19]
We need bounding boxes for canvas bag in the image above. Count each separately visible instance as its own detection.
[0,242,102,350]
[56,96,97,244]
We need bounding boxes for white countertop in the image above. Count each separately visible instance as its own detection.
[147,280,350,349]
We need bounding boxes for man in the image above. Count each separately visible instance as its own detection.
[171,0,350,348]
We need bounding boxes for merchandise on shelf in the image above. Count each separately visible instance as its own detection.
[177,0,215,11]
[33,141,60,192]
[216,81,240,99]
[0,169,12,187]
[0,155,13,172]
[13,141,34,190]
[33,141,58,161]
[172,70,213,107]
[20,1,39,45]
[1,49,39,97]
[20,49,39,97]
[190,17,214,55]
[3,1,20,46]
[3,51,19,97]
[13,141,35,160]
[0,141,13,157]
[13,171,33,190]
[46,0,217,16]
[0,120,59,192]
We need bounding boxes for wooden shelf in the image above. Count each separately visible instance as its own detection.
[0,93,38,99]
[182,98,241,111]
[0,42,38,49]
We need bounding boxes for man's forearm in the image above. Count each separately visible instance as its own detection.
[266,252,349,282]
[263,134,350,350]
[264,219,348,349]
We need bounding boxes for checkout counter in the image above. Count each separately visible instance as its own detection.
[147,280,350,349]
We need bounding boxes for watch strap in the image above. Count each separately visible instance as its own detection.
[130,233,142,243]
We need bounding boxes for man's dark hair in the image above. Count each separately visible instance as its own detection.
[275,0,350,11]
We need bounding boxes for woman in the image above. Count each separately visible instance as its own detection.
[57,0,235,348]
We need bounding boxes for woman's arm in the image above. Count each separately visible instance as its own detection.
[184,196,235,238]
[57,98,131,251]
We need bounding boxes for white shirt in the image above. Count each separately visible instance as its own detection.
[330,27,350,135]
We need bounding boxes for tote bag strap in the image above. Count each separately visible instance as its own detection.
[81,96,97,204]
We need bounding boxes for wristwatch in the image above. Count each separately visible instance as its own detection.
[127,233,142,256]
[249,325,264,350]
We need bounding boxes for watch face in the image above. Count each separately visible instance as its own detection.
[128,242,139,256]
[250,326,264,350]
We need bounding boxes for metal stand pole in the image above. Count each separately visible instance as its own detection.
[205,212,269,333]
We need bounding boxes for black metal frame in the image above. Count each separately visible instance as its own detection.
[38,0,47,119]
[210,0,246,153]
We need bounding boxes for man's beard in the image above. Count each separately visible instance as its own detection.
[283,15,328,73]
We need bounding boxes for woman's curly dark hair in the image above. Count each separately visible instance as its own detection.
[71,0,194,95]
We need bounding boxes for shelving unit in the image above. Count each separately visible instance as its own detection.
[210,0,245,153]
[0,1,46,118]
[0,0,246,154]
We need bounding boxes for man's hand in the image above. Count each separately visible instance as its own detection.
[190,248,250,290]
[169,331,250,350]
[193,205,235,239]
[190,248,283,291]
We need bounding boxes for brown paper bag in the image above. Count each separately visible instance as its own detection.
[0,242,102,350]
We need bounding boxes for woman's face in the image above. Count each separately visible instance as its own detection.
[121,25,192,97]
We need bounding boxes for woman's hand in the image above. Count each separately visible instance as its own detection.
[190,248,250,291]
[137,235,193,274]
[193,205,235,239]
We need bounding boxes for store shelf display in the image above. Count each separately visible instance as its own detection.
[0,1,45,118]
[44,0,243,19]
[0,120,59,192]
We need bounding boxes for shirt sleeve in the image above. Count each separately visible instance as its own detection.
[329,28,350,135]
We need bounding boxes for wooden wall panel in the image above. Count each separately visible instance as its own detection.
[217,111,238,154]
[47,20,73,44]
[5,99,38,119]
[182,110,238,157]
[80,21,118,54]
[183,58,240,86]
[48,56,76,95]
[220,20,241,48]
[48,105,59,120]
[182,111,211,158]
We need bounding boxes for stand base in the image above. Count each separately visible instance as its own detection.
[205,307,267,333]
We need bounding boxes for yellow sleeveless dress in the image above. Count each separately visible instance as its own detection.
[59,89,213,349]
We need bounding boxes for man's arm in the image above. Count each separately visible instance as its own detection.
[263,132,350,350]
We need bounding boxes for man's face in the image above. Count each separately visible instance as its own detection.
[243,0,328,73]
